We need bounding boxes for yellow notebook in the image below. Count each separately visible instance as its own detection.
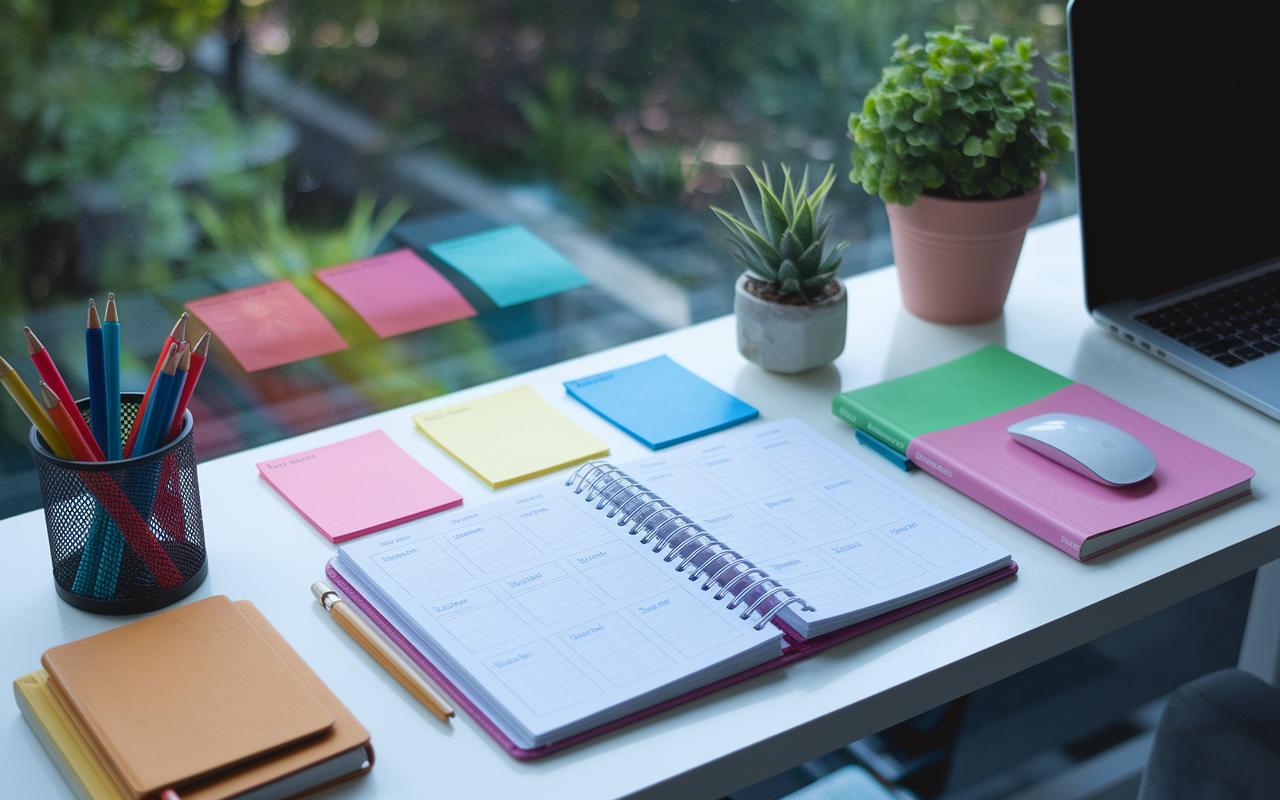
[413,385,609,487]
[15,670,124,800]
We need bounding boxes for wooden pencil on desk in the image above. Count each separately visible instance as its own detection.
[123,312,186,458]
[39,383,99,463]
[103,294,122,460]
[25,326,105,461]
[0,355,73,459]
[312,581,455,722]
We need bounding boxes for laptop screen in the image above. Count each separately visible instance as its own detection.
[1069,0,1280,310]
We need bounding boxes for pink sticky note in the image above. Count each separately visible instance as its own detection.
[257,430,463,543]
[186,281,348,372]
[315,249,477,338]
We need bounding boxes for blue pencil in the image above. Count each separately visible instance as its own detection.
[85,300,109,458]
[103,294,121,460]
[147,347,188,455]
[133,343,177,458]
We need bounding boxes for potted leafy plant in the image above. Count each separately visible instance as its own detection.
[713,164,848,373]
[849,27,1071,323]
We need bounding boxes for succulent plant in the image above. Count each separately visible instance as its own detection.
[848,27,1071,206]
[712,164,847,302]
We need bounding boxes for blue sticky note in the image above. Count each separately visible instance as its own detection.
[427,225,588,307]
[565,356,759,449]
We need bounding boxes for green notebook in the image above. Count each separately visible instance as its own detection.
[832,345,1072,454]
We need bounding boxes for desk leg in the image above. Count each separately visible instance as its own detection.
[1238,559,1280,686]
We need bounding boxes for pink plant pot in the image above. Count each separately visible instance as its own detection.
[886,177,1044,324]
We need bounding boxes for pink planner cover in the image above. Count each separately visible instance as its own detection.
[314,249,477,338]
[325,558,1018,760]
[258,431,462,543]
[908,383,1255,560]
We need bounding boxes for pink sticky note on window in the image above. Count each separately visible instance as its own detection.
[314,249,477,338]
[186,281,348,372]
[256,430,463,542]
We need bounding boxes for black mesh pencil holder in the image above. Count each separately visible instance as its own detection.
[30,392,208,615]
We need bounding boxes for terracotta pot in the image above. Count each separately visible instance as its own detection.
[734,275,847,373]
[886,177,1044,324]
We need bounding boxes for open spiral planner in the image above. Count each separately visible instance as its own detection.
[328,419,1016,757]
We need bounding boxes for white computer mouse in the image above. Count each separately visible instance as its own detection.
[1006,413,1156,486]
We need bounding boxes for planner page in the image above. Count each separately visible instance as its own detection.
[622,419,1012,638]
[337,480,783,749]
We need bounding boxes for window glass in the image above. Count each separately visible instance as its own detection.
[0,0,1072,519]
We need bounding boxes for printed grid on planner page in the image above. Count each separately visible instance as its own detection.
[338,480,782,741]
[626,419,1010,628]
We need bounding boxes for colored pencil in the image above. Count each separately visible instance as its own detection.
[103,294,122,460]
[123,312,186,458]
[134,343,178,458]
[85,300,110,458]
[164,331,209,444]
[0,355,73,459]
[145,343,187,456]
[39,383,98,463]
[77,468,183,590]
[25,327,104,462]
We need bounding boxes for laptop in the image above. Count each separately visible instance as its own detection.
[1068,0,1280,420]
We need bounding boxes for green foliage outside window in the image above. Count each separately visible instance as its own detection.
[0,0,253,308]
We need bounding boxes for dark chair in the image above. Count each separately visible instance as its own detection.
[1138,669,1280,799]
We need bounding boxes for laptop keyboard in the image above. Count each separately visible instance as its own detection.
[1132,271,1280,367]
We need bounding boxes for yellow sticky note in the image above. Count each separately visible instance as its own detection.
[413,385,609,488]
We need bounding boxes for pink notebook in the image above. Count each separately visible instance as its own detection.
[910,383,1255,559]
[315,249,477,338]
[186,281,348,372]
[258,431,462,543]
[326,558,1017,759]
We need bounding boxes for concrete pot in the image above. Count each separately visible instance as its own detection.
[886,177,1044,324]
[734,275,847,373]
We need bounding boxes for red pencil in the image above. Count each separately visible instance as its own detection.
[164,331,209,444]
[25,327,105,461]
[123,313,186,458]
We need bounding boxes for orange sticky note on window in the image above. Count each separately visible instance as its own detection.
[257,430,463,542]
[315,249,477,338]
[186,281,348,372]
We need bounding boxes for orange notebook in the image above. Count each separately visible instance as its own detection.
[39,596,372,800]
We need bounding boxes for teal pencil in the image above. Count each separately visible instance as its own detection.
[91,515,125,599]
[103,294,121,460]
[94,297,126,594]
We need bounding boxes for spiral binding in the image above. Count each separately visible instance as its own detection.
[567,462,814,631]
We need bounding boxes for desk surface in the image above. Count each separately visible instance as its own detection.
[5,217,1280,800]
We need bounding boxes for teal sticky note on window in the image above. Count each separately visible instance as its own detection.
[427,225,588,307]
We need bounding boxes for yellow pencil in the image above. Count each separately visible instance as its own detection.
[0,355,73,459]
[312,581,455,722]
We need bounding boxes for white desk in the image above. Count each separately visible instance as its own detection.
[5,217,1280,800]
